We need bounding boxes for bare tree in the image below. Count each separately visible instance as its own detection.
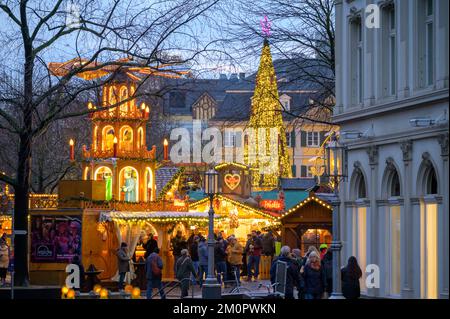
[222,0,335,122]
[0,0,220,286]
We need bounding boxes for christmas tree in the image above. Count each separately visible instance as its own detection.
[246,38,292,188]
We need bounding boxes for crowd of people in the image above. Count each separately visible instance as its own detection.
[0,234,10,287]
[116,229,363,299]
[269,244,363,299]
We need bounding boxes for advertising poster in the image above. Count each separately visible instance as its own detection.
[30,215,82,263]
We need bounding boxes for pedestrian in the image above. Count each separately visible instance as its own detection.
[319,244,328,260]
[145,247,166,299]
[116,242,130,291]
[302,246,320,266]
[270,246,302,299]
[274,235,282,257]
[291,248,304,298]
[321,250,333,297]
[197,236,208,287]
[241,234,252,277]
[262,230,275,261]
[171,231,187,275]
[302,251,326,299]
[246,230,262,281]
[0,240,10,287]
[144,233,158,259]
[214,236,227,284]
[226,236,243,285]
[190,236,200,285]
[175,249,197,298]
[341,256,362,299]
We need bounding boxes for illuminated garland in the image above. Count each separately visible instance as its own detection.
[245,39,292,187]
[277,196,332,220]
[99,211,223,225]
[190,194,277,221]
[215,162,249,170]
[156,167,185,201]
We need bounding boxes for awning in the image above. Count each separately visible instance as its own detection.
[99,211,222,223]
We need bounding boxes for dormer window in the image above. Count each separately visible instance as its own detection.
[279,94,291,111]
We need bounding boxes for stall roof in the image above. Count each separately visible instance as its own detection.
[251,190,309,211]
[99,211,221,222]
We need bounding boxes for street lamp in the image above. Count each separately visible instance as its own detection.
[325,132,346,299]
[202,168,221,299]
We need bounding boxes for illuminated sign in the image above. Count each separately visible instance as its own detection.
[260,199,284,211]
[173,199,186,207]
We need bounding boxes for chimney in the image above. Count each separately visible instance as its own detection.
[229,73,238,81]
[239,72,246,80]
[219,74,228,80]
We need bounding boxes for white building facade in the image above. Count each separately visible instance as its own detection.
[334,0,448,298]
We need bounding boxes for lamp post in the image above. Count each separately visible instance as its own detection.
[202,168,221,299]
[325,132,346,299]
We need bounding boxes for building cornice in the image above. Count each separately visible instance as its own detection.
[344,126,448,150]
[333,89,449,124]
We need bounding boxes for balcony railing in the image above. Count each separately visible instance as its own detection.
[82,200,188,212]
[82,145,156,160]
[4,193,188,212]
[29,194,59,209]
[89,109,148,121]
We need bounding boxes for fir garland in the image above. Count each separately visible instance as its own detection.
[156,167,185,201]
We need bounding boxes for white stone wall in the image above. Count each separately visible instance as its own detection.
[334,0,449,299]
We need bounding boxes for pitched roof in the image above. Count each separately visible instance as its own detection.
[155,166,181,197]
[280,178,317,190]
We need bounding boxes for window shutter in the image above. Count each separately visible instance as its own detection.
[300,131,307,147]
[320,131,327,146]
[291,131,296,147]
[235,131,242,147]
[291,165,297,177]
[300,165,307,178]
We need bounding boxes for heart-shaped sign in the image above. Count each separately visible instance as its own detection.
[224,173,241,191]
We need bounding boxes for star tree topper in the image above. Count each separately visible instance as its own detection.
[260,16,271,37]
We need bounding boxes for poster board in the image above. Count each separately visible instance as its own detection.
[30,215,82,263]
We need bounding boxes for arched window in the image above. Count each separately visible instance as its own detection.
[350,163,367,200]
[417,153,439,298]
[109,86,117,115]
[102,126,115,151]
[357,175,367,199]
[93,125,98,150]
[94,166,113,200]
[120,86,128,114]
[137,127,144,150]
[418,153,439,195]
[383,159,402,197]
[145,167,154,202]
[120,126,133,152]
[119,166,139,202]
[83,167,91,180]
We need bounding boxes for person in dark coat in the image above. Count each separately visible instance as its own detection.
[197,237,208,287]
[144,233,158,259]
[145,248,166,299]
[321,250,333,297]
[341,256,362,299]
[116,242,130,290]
[171,231,187,275]
[246,231,262,281]
[302,251,326,299]
[214,237,227,284]
[270,246,302,299]
[190,236,200,285]
[262,231,275,261]
[175,249,197,298]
